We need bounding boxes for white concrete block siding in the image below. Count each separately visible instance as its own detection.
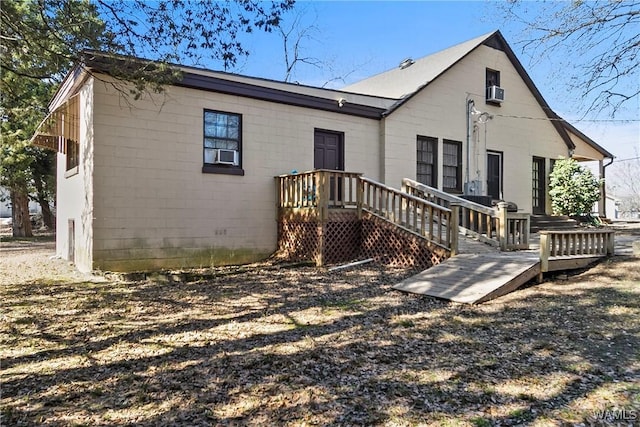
[50,32,610,272]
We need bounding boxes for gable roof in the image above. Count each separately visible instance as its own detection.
[82,51,395,119]
[342,31,494,99]
[342,30,595,154]
[562,120,615,159]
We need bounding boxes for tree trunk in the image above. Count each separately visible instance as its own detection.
[11,189,33,237]
[33,175,55,230]
[37,194,55,230]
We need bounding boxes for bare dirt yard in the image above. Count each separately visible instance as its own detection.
[1,227,639,426]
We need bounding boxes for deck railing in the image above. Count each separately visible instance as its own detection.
[359,177,457,252]
[402,178,529,250]
[276,170,362,220]
[276,170,458,252]
[539,229,615,273]
[276,171,538,254]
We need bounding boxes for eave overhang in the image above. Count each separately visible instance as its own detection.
[82,52,388,120]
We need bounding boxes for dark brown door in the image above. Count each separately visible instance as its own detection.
[314,130,344,202]
[314,129,344,171]
[532,157,546,214]
[487,151,502,200]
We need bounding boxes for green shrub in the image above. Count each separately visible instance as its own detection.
[549,158,602,216]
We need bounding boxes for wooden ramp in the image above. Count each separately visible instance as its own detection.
[393,252,541,304]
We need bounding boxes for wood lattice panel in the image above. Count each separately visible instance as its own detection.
[277,208,449,268]
[360,213,450,269]
[277,221,320,263]
[277,209,361,265]
[323,212,362,265]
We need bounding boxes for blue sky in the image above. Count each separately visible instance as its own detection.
[224,1,638,165]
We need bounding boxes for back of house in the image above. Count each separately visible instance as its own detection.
[32,30,612,272]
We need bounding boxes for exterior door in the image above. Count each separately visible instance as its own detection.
[532,157,546,214]
[314,130,344,202]
[314,129,344,171]
[487,151,503,200]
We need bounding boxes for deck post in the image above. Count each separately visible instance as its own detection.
[316,221,325,267]
[316,170,328,266]
[606,230,615,256]
[450,203,460,256]
[317,170,329,222]
[356,177,364,220]
[497,202,508,251]
[539,232,550,280]
[274,176,281,218]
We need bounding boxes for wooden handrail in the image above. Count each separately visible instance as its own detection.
[359,177,456,251]
[539,229,615,272]
[275,170,362,218]
[403,178,495,215]
[276,170,534,254]
[361,177,448,212]
[402,178,530,251]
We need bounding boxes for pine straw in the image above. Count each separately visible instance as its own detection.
[1,248,638,426]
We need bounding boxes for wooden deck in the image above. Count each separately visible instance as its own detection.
[275,170,616,304]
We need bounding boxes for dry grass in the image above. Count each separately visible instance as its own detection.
[1,243,639,426]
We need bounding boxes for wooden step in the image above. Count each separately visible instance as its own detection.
[530,215,580,233]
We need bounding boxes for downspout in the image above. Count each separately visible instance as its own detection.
[466,97,474,195]
[601,157,614,218]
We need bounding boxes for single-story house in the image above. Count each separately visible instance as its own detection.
[32,30,613,272]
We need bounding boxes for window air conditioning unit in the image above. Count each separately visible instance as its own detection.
[212,149,239,166]
[487,85,505,103]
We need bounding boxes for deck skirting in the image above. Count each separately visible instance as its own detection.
[276,208,451,268]
[360,213,450,268]
[277,209,361,266]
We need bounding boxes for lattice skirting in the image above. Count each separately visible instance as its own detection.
[360,213,450,269]
[277,221,321,263]
[277,209,450,268]
[277,210,361,265]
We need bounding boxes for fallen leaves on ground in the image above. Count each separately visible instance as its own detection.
[1,245,639,426]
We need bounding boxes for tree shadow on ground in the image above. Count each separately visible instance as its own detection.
[2,258,638,426]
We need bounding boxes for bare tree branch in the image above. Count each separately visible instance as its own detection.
[499,1,640,118]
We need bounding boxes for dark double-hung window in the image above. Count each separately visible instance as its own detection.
[202,109,243,175]
[417,136,437,187]
[442,139,462,193]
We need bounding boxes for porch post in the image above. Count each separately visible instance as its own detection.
[449,203,460,256]
[539,231,550,282]
[497,202,508,251]
[356,177,364,220]
[598,159,606,218]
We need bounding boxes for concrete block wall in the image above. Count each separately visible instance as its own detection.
[90,77,381,271]
[55,82,95,272]
[382,45,570,213]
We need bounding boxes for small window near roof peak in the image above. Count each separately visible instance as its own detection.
[486,68,502,104]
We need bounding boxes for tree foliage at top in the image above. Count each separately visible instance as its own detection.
[549,158,602,217]
[2,0,295,87]
[500,0,639,117]
[0,0,294,236]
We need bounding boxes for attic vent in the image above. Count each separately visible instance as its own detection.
[399,58,415,69]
